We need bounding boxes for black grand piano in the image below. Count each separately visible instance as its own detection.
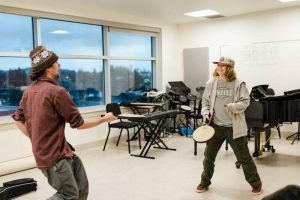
[245,85,300,157]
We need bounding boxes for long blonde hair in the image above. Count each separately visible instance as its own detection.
[213,65,237,81]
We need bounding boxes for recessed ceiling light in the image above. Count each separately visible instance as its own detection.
[184,9,220,17]
[278,0,298,3]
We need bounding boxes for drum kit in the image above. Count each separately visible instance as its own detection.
[179,104,193,136]
[166,85,215,142]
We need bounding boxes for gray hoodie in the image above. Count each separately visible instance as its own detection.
[201,77,250,139]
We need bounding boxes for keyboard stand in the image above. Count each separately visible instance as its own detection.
[131,115,176,159]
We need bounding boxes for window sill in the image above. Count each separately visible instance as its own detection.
[0,105,107,130]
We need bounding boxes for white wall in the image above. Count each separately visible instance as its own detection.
[161,25,183,89]
[0,1,182,175]
[178,6,300,133]
[178,6,300,90]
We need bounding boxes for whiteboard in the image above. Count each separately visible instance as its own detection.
[220,40,300,95]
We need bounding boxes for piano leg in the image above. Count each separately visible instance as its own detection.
[253,128,261,157]
[263,128,275,153]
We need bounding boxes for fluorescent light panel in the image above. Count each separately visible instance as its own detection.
[278,0,298,2]
[184,9,220,17]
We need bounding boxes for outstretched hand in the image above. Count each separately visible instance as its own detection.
[103,112,117,122]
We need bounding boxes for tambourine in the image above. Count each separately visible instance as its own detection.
[192,124,215,143]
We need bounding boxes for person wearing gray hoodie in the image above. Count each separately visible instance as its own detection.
[196,57,262,195]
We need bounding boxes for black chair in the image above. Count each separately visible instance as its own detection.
[190,99,202,130]
[103,103,141,153]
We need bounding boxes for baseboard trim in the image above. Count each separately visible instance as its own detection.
[0,140,103,177]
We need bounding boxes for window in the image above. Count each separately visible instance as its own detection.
[0,13,33,52]
[110,60,152,103]
[40,19,103,55]
[0,10,158,117]
[0,13,33,116]
[109,31,154,103]
[0,57,31,116]
[109,32,152,57]
[59,59,104,107]
[40,19,105,107]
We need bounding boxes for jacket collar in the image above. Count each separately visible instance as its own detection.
[37,76,59,85]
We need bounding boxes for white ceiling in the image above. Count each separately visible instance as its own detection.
[61,0,300,24]
[2,0,300,24]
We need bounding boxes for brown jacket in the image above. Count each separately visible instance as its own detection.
[12,77,84,169]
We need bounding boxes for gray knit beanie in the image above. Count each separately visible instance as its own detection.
[30,46,58,74]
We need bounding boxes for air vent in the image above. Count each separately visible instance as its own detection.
[204,14,225,19]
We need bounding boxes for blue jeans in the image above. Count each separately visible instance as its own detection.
[41,155,89,200]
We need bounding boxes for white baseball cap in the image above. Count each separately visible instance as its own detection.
[212,57,235,68]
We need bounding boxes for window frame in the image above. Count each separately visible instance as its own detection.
[0,5,162,121]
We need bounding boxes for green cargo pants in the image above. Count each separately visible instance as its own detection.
[200,124,261,188]
[41,155,89,200]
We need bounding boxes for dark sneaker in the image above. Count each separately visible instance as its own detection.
[252,184,263,195]
[196,184,208,193]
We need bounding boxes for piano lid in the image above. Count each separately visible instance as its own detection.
[284,88,300,96]
[255,87,300,101]
[250,85,269,101]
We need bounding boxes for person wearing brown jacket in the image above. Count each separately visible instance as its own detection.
[12,46,116,200]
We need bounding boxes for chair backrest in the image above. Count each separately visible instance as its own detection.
[196,86,205,98]
[106,103,121,116]
[197,99,202,114]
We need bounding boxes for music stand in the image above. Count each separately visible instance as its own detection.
[168,81,191,96]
